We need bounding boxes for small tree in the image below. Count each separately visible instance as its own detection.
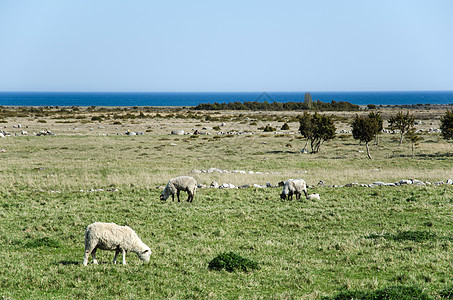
[368,111,383,145]
[299,112,336,153]
[440,109,453,140]
[388,111,415,145]
[405,128,423,158]
[351,114,379,159]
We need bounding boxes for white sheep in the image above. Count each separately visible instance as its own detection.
[160,176,197,202]
[82,222,151,266]
[280,179,308,200]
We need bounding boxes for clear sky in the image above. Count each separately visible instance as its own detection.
[0,0,452,92]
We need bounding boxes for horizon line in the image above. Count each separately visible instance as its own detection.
[1,89,453,94]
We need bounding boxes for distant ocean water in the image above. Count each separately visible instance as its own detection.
[0,91,452,107]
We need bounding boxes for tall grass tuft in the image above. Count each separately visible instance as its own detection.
[208,252,260,272]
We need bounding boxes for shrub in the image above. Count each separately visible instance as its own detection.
[281,123,290,130]
[208,252,260,272]
[263,125,276,132]
[91,116,103,122]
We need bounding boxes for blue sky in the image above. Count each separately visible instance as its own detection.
[0,0,452,92]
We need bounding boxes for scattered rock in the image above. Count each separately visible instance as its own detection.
[210,181,219,188]
[412,179,426,186]
[238,184,250,189]
[171,129,184,135]
[399,179,412,185]
[36,130,55,136]
[220,183,236,189]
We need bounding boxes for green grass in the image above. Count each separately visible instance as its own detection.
[1,109,453,298]
[1,185,453,298]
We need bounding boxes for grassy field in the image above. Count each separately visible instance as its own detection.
[1,107,453,299]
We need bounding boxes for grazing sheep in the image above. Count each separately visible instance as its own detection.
[160,176,197,202]
[83,222,151,266]
[280,179,308,200]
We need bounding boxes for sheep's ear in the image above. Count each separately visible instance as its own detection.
[143,249,149,254]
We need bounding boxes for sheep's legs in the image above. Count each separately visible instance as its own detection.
[92,249,98,265]
[176,190,180,202]
[83,251,90,266]
[113,249,120,264]
[122,250,127,265]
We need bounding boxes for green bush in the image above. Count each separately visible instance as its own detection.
[208,252,260,273]
[263,125,276,132]
[91,116,103,122]
[281,123,290,130]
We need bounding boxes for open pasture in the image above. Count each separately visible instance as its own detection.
[0,107,453,298]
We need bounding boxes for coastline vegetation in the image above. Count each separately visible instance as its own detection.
[193,99,361,111]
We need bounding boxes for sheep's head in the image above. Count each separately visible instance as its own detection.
[137,247,151,263]
[160,188,169,201]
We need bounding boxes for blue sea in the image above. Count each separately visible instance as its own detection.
[0,91,452,107]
